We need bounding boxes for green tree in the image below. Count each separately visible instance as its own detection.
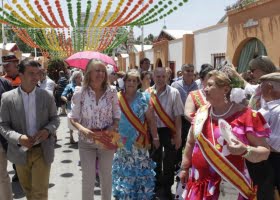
[135,36,141,45]
[147,34,155,43]
[115,27,129,51]
[0,26,34,53]
[135,34,155,45]
[47,58,67,83]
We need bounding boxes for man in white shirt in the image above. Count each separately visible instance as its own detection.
[241,56,277,200]
[148,67,184,199]
[244,56,277,110]
[0,59,60,200]
[258,72,280,196]
[39,68,55,95]
[230,56,278,199]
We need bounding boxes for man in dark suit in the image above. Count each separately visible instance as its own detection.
[0,77,13,200]
[0,59,60,200]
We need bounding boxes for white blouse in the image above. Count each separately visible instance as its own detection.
[68,86,121,143]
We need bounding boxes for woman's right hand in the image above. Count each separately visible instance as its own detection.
[153,139,160,149]
[79,127,94,139]
[179,169,189,184]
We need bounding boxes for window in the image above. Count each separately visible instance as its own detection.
[211,53,225,68]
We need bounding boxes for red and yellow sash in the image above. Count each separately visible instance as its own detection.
[147,88,176,136]
[190,89,206,110]
[194,105,256,200]
[118,92,150,149]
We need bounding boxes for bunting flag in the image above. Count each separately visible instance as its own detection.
[0,0,189,58]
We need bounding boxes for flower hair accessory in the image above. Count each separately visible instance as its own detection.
[217,60,246,103]
[217,60,245,88]
[230,88,246,103]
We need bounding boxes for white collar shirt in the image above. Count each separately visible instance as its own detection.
[258,99,280,152]
[150,85,184,128]
[40,77,55,95]
[20,87,37,137]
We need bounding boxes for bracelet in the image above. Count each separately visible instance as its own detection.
[242,146,252,158]
[180,167,189,171]
[153,137,159,141]
[240,145,248,157]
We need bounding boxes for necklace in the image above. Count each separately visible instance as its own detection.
[210,116,216,147]
[210,103,234,118]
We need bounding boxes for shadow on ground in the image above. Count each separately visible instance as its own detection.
[94,189,101,195]
[60,173,74,178]
[68,143,78,149]
[62,150,73,153]
[8,170,15,175]
[61,159,73,164]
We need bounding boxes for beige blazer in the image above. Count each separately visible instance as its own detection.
[0,87,60,165]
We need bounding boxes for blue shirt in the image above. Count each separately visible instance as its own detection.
[62,83,76,110]
[171,80,198,104]
[119,91,150,150]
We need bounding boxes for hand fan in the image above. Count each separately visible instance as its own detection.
[218,119,237,145]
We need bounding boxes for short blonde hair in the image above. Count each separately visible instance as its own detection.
[83,59,108,90]
[207,70,231,88]
[70,71,83,84]
[123,69,140,83]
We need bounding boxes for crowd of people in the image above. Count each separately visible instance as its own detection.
[0,54,279,200]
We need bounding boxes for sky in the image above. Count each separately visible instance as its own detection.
[135,0,237,37]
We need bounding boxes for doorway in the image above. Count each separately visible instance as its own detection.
[156,58,163,68]
[237,38,267,73]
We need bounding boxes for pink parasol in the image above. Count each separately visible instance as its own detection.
[65,51,117,71]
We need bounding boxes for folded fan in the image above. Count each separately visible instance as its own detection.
[91,130,124,150]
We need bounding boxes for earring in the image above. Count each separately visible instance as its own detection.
[224,94,228,104]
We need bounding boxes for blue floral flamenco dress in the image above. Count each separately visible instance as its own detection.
[112,92,156,200]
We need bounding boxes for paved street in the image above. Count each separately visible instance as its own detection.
[7,115,177,200]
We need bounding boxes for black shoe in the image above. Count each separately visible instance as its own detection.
[165,189,174,200]
[152,187,161,200]
[12,174,19,182]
